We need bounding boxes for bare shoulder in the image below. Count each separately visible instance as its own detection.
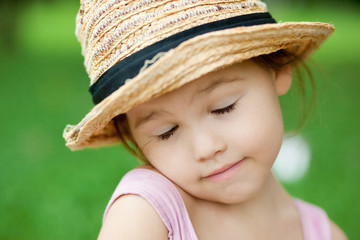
[330,220,347,240]
[98,194,168,240]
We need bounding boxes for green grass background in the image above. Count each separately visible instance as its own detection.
[1,1,359,239]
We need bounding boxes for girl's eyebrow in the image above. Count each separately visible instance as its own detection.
[198,77,242,94]
[134,110,167,129]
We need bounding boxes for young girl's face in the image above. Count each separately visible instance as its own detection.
[126,60,292,204]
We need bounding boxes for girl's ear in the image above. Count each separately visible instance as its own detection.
[274,65,292,96]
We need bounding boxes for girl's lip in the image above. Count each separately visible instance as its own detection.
[204,158,246,182]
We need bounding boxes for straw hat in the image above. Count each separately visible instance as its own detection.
[63,0,334,150]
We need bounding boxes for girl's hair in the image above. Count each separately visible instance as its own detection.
[113,114,147,163]
[114,49,316,162]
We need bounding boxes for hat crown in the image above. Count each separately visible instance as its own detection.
[75,0,268,85]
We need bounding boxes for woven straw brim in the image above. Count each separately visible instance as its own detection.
[64,22,334,150]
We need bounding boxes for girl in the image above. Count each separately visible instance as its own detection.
[64,0,347,239]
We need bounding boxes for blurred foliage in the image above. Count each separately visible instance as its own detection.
[0,0,74,53]
[0,1,359,239]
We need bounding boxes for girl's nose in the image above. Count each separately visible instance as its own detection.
[191,127,227,162]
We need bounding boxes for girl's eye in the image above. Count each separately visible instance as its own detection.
[212,102,237,115]
[158,126,178,141]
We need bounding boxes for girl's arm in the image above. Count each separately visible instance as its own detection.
[98,194,169,240]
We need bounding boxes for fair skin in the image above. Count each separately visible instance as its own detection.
[98,60,347,239]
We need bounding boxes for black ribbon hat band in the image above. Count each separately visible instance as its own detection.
[89,12,276,105]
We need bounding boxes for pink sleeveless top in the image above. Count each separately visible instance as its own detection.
[103,169,331,240]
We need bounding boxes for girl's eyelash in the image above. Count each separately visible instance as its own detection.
[212,102,237,115]
[158,126,178,141]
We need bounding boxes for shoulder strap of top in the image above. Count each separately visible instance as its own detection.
[103,168,198,240]
[294,199,332,240]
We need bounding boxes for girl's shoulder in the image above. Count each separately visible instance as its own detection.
[99,166,198,240]
[98,193,168,240]
[98,167,169,239]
